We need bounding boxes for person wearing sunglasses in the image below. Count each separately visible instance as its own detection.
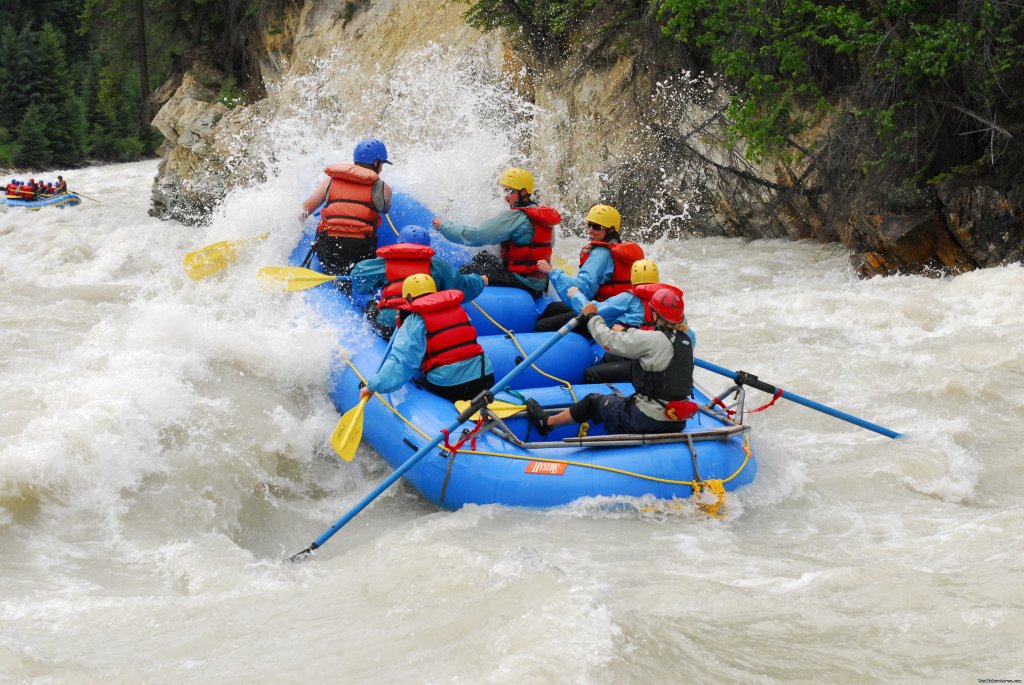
[431,168,560,298]
[534,204,645,333]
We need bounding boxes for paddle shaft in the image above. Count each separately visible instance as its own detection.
[294,315,582,557]
[694,357,903,439]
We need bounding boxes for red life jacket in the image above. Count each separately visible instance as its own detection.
[580,240,645,301]
[407,290,486,372]
[501,205,560,277]
[632,282,684,329]
[317,163,382,239]
[376,243,436,310]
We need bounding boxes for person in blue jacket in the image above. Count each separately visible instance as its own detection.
[534,203,644,332]
[359,274,495,403]
[564,259,695,383]
[526,288,698,437]
[350,224,488,338]
[431,167,561,298]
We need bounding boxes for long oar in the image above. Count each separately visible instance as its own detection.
[257,266,349,292]
[183,233,270,280]
[71,191,101,204]
[288,315,582,561]
[694,357,903,439]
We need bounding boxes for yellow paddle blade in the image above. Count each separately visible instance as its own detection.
[553,256,576,275]
[453,399,527,420]
[330,396,370,462]
[258,266,336,292]
[183,233,269,280]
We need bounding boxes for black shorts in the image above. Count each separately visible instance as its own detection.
[314,235,375,276]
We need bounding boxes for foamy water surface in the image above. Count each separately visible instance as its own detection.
[1,44,1022,685]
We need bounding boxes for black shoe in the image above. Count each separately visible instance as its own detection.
[526,398,552,437]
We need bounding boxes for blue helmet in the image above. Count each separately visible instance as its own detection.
[353,138,392,166]
[398,224,430,246]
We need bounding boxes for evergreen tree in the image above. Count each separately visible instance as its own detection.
[14,103,54,167]
[34,22,87,163]
[3,26,39,136]
[0,25,17,129]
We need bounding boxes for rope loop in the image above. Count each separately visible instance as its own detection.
[440,416,485,456]
[693,479,727,519]
[747,388,783,413]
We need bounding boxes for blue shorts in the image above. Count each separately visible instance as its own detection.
[571,393,683,435]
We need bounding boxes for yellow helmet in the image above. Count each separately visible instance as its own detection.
[585,204,621,230]
[630,259,659,285]
[498,167,534,195]
[402,273,437,299]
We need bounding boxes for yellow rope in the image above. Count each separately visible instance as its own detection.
[342,358,750,490]
[469,300,579,401]
[469,298,591,435]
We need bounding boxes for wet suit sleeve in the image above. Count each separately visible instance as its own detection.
[438,211,530,247]
[365,316,427,394]
[350,257,387,294]
[549,247,612,302]
[431,260,486,302]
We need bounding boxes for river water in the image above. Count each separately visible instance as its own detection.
[2,48,1023,685]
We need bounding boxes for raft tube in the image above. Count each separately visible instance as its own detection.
[2,193,82,209]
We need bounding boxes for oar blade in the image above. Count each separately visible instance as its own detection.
[183,234,269,280]
[453,399,527,419]
[553,256,576,275]
[183,241,238,279]
[258,266,336,292]
[330,397,369,462]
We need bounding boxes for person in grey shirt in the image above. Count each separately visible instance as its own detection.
[526,288,698,436]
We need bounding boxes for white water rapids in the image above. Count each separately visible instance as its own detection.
[1,46,1022,684]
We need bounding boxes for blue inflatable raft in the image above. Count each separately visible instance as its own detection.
[290,193,757,511]
[3,193,81,209]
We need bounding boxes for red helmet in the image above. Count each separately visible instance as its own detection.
[649,288,684,324]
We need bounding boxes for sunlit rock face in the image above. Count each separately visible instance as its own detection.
[147,0,786,240]
[148,0,1020,273]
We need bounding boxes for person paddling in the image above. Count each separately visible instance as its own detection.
[431,167,560,298]
[350,224,488,338]
[526,288,697,437]
[301,138,393,280]
[359,274,495,403]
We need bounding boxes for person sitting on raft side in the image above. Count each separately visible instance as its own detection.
[358,273,495,404]
[55,175,67,194]
[350,224,488,339]
[561,258,695,383]
[534,203,644,333]
[430,167,560,298]
[526,288,698,437]
[301,137,393,281]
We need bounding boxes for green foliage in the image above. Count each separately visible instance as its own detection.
[14,104,54,167]
[1,0,286,167]
[35,22,88,164]
[0,126,14,166]
[218,75,243,108]
[465,0,603,52]
[656,0,1024,179]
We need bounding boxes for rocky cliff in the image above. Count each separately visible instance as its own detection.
[149,0,1022,276]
